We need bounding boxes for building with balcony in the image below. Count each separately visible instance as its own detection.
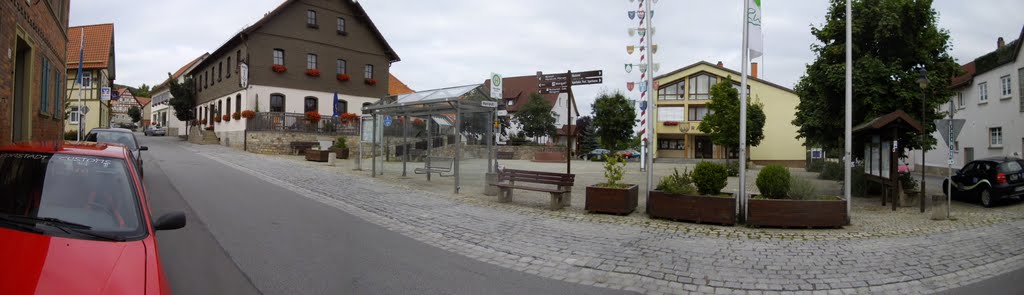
[652,61,805,167]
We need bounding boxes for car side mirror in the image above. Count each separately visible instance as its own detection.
[154,211,186,231]
[139,146,149,151]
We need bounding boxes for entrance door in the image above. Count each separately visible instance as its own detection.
[964,147,974,164]
[695,136,713,159]
[12,37,31,142]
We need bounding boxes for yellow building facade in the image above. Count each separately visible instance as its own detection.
[64,68,112,134]
[652,61,805,167]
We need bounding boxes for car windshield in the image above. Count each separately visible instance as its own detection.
[87,131,138,150]
[0,152,144,239]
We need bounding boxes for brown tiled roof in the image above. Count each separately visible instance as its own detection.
[388,73,414,96]
[135,97,151,107]
[852,110,923,134]
[950,62,975,89]
[557,125,579,136]
[67,24,114,70]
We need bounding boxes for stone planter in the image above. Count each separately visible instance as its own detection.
[747,197,848,228]
[646,191,736,225]
[533,151,566,163]
[330,148,350,159]
[585,184,639,215]
[305,149,330,162]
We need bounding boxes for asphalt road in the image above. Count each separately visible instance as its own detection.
[140,135,630,295]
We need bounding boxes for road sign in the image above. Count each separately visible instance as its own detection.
[384,115,392,127]
[100,87,111,101]
[481,101,498,108]
[496,110,508,116]
[811,148,823,159]
[490,73,502,99]
[537,70,603,94]
[81,105,90,114]
[539,70,602,83]
[935,119,965,146]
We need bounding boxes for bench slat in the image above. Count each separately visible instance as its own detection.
[495,184,568,194]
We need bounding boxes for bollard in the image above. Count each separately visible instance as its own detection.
[929,194,947,220]
[484,172,498,196]
[328,152,337,166]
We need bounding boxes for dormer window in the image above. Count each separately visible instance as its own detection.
[306,10,318,28]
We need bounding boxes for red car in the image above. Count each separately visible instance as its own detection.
[0,141,185,294]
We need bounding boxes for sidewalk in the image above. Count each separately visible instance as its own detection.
[183,143,1024,294]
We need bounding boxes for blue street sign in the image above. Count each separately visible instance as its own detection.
[384,115,392,127]
[640,101,648,111]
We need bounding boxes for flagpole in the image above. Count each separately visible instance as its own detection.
[844,0,853,223]
[76,28,84,142]
[644,0,655,201]
[738,0,750,221]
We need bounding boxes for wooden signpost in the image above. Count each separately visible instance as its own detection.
[537,70,603,174]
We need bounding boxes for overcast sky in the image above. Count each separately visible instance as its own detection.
[71,0,1023,115]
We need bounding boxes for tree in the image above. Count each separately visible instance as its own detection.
[134,83,151,97]
[698,77,766,159]
[168,74,196,123]
[575,116,599,155]
[514,93,557,140]
[128,106,142,124]
[792,0,960,153]
[591,91,637,150]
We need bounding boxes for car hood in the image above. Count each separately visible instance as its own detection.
[0,227,147,295]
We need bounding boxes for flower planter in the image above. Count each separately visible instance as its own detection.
[646,191,736,225]
[305,149,330,162]
[330,147,350,159]
[533,151,565,163]
[585,185,639,215]
[365,78,377,86]
[271,64,287,73]
[747,197,848,228]
[337,74,351,81]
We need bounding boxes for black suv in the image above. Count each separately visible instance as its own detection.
[943,157,1024,207]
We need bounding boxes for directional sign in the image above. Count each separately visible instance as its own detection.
[481,101,498,108]
[496,110,508,116]
[935,119,966,146]
[539,70,603,85]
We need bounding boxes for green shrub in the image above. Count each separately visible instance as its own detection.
[818,161,844,181]
[333,137,348,149]
[726,160,741,177]
[788,177,818,200]
[806,159,825,172]
[898,172,918,191]
[656,168,697,195]
[598,155,630,188]
[63,130,78,140]
[692,161,729,195]
[851,165,867,198]
[756,165,791,198]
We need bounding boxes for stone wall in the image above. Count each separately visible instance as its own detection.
[409,145,566,161]
[245,131,357,155]
[218,130,246,149]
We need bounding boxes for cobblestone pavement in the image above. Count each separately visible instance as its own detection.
[188,144,1024,294]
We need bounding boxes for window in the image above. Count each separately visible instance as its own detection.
[658,81,684,100]
[70,106,80,124]
[957,92,964,108]
[236,94,241,114]
[39,58,50,114]
[273,49,284,65]
[236,50,242,72]
[658,139,684,150]
[979,82,988,102]
[337,17,346,34]
[336,59,347,74]
[362,102,372,114]
[688,105,709,121]
[1001,75,1012,97]
[990,127,1003,147]
[306,9,318,28]
[507,99,515,106]
[81,72,92,89]
[364,64,374,80]
[218,100,223,117]
[218,61,223,82]
[227,97,232,115]
[53,71,62,119]
[657,106,684,122]
[304,97,318,113]
[307,54,317,70]
[227,57,232,78]
[336,99,348,114]
[270,94,285,112]
[688,74,715,100]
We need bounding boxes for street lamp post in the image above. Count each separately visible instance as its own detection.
[916,67,930,213]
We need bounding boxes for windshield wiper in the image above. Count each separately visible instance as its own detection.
[0,214,125,242]
[0,215,44,234]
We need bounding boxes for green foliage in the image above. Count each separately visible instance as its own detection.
[168,75,196,123]
[133,84,151,98]
[698,77,766,153]
[598,155,630,188]
[851,165,867,198]
[656,168,697,195]
[127,106,142,123]
[788,177,819,200]
[506,132,530,146]
[577,116,600,155]
[818,161,845,181]
[63,130,78,140]
[726,160,748,177]
[692,162,729,195]
[333,137,348,149]
[756,165,792,199]
[514,93,558,140]
[792,0,960,152]
[806,158,826,172]
[591,91,637,150]
[899,172,918,191]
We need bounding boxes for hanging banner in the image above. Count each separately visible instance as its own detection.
[638,28,646,37]
[627,46,635,54]
[239,63,249,88]
[652,44,658,54]
[639,81,648,92]
[639,64,648,73]
[628,11,635,20]
[653,63,660,73]
[625,64,633,73]
[628,28,635,37]
[626,82,635,91]
[638,10,646,20]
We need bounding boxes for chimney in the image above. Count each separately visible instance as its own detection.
[998,37,1006,49]
[751,62,759,79]
[716,61,724,68]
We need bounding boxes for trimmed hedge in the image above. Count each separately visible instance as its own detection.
[692,162,729,195]
[756,165,791,199]
[818,161,845,181]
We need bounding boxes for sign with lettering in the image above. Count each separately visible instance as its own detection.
[100,87,111,101]
[490,73,502,99]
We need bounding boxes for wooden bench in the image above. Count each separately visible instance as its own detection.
[496,169,575,210]
[414,157,454,176]
[290,141,318,155]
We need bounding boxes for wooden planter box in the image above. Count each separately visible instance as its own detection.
[646,191,736,225]
[585,185,639,215]
[532,151,565,163]
[330,148,350,159]
[747,197,848,228]
[305,149,330,162]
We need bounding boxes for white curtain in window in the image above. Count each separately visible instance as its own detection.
[658,106,684,122]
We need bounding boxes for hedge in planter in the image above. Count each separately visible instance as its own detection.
[586,155,638,215]
[749,171,848,228]
[647,165,736,225]
[330,136,350,159]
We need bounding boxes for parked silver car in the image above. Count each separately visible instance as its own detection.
[144,126,166,136]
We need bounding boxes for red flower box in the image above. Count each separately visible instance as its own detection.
[340,112,359,123]
[241,110,256,119]
[305,69,321,77]
[232,112,241,120]
[337,73,351,81]
[304,111,321,122]
[222,114,231,122]
[271,64,287,73]
[213,116,222,123]
[663,121,679,126]
[364,78,377,86]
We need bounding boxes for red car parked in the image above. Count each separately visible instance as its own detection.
[0,141,185,295]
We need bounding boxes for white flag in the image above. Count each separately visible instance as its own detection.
[747,0,763,59]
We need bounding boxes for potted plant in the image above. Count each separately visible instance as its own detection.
[364,78,378,86]
[222,114,231,122]
[585,155,639,215]
[241,110,256,119]
[232,112,241,120]
[213,116,222,123]
[748,165,847,228]
[271,64,287,73]
[337,73,351,81]
[647,162,736,225]
[305,69,321,77]
[330,137,350,159]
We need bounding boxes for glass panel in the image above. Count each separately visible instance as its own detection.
[270,94,285,112]
[305,97,318,113]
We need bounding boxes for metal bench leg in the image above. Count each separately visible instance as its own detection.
[549,193,564,210]
[499,188,512,203]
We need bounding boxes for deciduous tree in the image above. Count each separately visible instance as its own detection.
[591,92,637,150]
[514,93,558,141]
[698,77,766,159]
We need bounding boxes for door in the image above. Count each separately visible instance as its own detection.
[12,37,31,142]
[964,147,974,163]
[694,136,713,159]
